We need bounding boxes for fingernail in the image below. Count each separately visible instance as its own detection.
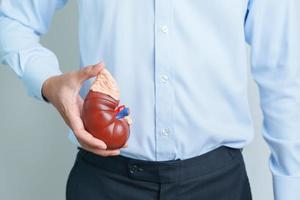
[93,61,103,68]
[95,61,104,67]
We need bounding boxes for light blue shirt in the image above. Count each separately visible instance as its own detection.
[0,1,299,199]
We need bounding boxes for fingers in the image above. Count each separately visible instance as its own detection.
[77,135,129,157]
[75,128,107,150]
[63,93,127,156]
[78,61,105,83]
[80,142,129,157]
[83,142,129,157]
[89,148,121,157]
[63,101,107,150]
[74,125,129,157]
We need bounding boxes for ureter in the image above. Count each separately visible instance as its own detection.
[124,115,133,125]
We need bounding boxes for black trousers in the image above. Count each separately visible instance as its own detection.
[66,146,252,200]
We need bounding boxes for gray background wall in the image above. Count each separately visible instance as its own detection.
[1,1,293,199]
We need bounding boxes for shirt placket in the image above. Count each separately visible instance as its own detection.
[154,0,175,161]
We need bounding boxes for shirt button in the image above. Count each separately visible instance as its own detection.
[160,25,169,34]
[161,128,170,136]
[160,75,169,83]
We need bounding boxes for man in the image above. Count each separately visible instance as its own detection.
[0,0,299,200]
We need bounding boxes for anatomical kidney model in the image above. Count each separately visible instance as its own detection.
[82,64,132,150]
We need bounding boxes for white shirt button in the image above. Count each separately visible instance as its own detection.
[160,75,169,83]
[160,25,169,34]
[161,128,170,136]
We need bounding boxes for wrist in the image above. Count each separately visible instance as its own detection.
[41,76,55,103]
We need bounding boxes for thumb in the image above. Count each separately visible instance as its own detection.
[78,61,105,82]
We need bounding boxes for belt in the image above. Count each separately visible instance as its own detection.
[76,145,243,184]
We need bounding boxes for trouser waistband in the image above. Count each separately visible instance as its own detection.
[76,145,243,184]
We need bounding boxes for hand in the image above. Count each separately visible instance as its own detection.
[41,62,128,156]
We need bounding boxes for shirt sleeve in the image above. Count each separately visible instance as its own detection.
[244,0,300,199]
[0,0,68,101]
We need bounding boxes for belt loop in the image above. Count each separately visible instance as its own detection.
[227,147,243,162]
[226,146,236,159]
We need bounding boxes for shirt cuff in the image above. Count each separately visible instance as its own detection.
[273,174,300,200]
[20,48,62,102]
